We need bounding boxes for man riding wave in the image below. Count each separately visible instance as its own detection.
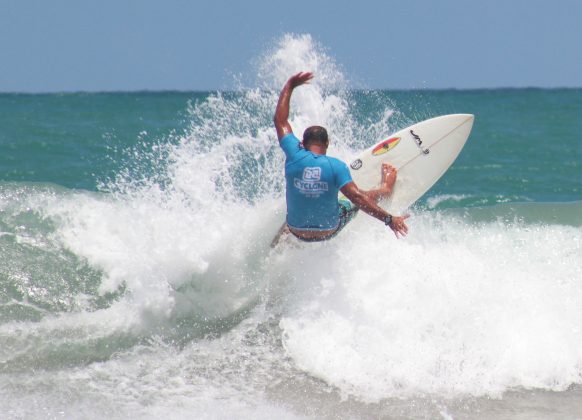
[273,72,409,243]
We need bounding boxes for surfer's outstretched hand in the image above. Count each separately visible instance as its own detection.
[288,72,314,88]
[389,215,410,238]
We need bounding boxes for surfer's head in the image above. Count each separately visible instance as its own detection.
[302,126,329,150]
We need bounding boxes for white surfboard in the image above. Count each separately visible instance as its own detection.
[348,114,474,213]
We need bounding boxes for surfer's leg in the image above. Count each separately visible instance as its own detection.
[364,163,397,202]
[270,222,290,248]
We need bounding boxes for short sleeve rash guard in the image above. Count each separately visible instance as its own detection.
[280,133,353,230]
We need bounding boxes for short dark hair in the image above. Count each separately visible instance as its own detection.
[303,126,328,148]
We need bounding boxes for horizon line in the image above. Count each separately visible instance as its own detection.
[1,86,582,95]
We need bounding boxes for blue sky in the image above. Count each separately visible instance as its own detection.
[2,0,581,92]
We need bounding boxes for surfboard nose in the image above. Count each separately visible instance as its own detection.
[445,114,475,131]
[448,113,474,121]
[462,114,475,129]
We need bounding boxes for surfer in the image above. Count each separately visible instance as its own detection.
[273,71,409,243]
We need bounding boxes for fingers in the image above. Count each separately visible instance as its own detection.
[389,216,409,238]
[394,224,408,237]
[289,72,314,87]
[392,226,407,238]
[297,71,313,81]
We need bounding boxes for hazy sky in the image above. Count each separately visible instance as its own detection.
[2,0,581,92]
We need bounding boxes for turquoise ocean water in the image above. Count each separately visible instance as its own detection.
[1,36,581,419]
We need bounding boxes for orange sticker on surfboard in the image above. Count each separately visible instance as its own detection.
[372,137,400,156]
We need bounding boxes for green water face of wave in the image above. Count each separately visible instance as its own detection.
[0,183,122,323]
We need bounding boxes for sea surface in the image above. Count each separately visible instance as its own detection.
[1,35,581,419]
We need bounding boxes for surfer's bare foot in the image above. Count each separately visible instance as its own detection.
[379,163,397,197]
[362,163,398,203]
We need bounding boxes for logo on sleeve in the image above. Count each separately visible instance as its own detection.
[294,167,328,197]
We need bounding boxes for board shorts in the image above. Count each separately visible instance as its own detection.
[292,198,359,243]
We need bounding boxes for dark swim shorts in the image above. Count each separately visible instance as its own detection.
[293,198,359,243]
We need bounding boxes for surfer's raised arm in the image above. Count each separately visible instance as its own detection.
[273,72,314,140]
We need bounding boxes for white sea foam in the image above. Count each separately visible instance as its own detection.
[426,193,470,209]
[279,212,582,400]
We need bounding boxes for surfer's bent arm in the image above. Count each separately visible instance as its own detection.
[274,72,314,140]
[341,182,409,238]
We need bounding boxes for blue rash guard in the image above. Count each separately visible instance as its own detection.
[279,133,353,231]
